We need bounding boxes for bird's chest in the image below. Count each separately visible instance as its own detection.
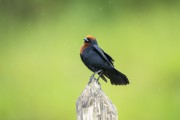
[82,47,98,60]
[81,47,105,66]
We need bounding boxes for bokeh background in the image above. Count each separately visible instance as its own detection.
[0,0,180,120]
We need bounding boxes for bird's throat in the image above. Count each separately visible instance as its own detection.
[80,43,90,54]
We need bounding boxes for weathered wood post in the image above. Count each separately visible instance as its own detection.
[76,76,118,120]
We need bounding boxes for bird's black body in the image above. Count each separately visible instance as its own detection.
[80,35,129,85]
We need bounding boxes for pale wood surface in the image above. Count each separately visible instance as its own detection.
[76,76,118,120]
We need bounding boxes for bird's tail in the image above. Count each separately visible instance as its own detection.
[104,67,129,85]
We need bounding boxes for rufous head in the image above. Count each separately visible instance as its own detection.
[80,35,98,54]
[83,35,96,43]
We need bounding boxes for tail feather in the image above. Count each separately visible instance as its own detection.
[104,67,129,85]
[100,74,107,82]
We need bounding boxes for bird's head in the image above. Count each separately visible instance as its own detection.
[83,35,98,45]
[80,35,98,54]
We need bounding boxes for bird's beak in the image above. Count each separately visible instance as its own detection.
[83,38,88,42]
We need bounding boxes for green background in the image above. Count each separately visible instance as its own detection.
[0,0,180,120]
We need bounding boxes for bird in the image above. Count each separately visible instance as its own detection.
[80,35,129,85]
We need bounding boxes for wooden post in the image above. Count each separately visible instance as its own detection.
[76,76,118,120]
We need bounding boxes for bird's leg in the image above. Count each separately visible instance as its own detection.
[92,70,102,77]
[89,70,102,85]
[89,70,101,84]
[91,70,103,81]
[97,71,103,81]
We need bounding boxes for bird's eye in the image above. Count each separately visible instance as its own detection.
[86,38,91,42]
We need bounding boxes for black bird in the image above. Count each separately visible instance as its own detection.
[80,35,129,85]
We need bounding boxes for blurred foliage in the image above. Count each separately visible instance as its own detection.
[0,0,180,120]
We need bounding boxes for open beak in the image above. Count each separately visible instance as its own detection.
[83,38,88,42]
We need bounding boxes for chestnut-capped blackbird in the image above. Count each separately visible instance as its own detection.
[80,35,129,85]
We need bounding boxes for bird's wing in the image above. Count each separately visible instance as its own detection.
[102,50,114,66]
[93,45,114,67]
